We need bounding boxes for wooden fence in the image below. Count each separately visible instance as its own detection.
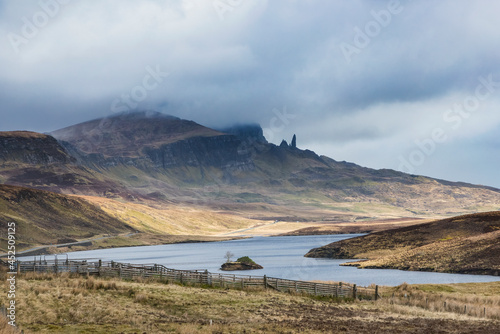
[15,258,379,300]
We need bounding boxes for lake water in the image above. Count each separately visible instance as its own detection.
[23,235,500,286]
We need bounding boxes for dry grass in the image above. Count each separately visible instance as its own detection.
[379,282,500,320]
[0,131,48,139]
[1,269,499,333]
[350,230,500,275]
[280,218,430,236]
[308,211,500,275]
[0,315,21,334]
[81,195,261,235]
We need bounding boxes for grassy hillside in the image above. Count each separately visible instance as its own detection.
[0,184,266,252]
[0,184,134,252]
[2,271,499,333]
[80,195,260,235]
[305,211,500,275]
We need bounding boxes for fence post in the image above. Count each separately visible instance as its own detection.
[375,285,379,301]
[205,270,211,287]
[16,261,20,275]
[39,257,372,301]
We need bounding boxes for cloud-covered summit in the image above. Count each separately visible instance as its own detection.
[1,0,499,186]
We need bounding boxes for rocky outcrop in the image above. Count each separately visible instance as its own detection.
[219,124,268,144]
[220,261,263,271]
[0,132,74,165]
[291,134,297,149]
[144,135,254,172]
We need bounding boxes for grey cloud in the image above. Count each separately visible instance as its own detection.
[0,0,500,187]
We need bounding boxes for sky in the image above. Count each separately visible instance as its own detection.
[0,0,500,187]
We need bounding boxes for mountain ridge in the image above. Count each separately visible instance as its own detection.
[0,111,499,220]
[51,111,223,158]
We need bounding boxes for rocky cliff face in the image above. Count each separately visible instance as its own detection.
[2,111,500,217]
[51,112,256,182]
[0,131,73,165]
[218,124,268,144]
[0,131,127,197]
[144,135,254,171]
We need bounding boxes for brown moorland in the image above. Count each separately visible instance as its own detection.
[305,211,500,275]
[1,268,499,334]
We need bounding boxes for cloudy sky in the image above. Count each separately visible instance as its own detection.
[1,0,500,187]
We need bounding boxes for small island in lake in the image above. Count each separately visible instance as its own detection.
[221,256,263,271]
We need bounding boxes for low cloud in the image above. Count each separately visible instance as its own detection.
[0,0,499,187]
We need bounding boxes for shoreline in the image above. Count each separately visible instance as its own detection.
[6,233,249,258]
[340,260,500,277]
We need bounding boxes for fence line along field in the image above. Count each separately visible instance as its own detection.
[13,258,379,301]
[2,260,500,333]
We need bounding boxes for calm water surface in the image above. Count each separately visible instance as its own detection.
[26,235,500,286]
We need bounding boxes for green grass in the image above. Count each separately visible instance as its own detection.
[236,256,256,265]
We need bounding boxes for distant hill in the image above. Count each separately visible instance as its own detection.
[305,211,500,275]
[51,111,223,158]
[0,111,499,222]
[0,184,134,251]
[0,131,73,164]
[0,130,129,197]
